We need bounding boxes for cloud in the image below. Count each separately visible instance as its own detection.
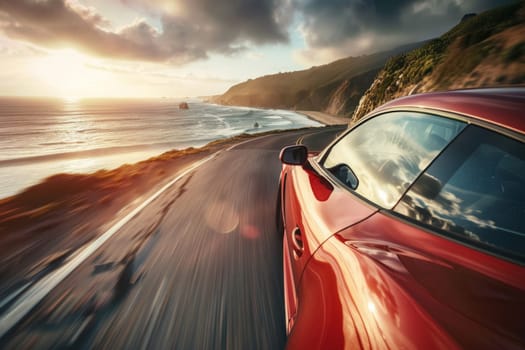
[293,0,517,65]
[0,0,291,63]
[86,60,238,84]
[0,0,515,67]
[130,0,293,60]
[0,0,172,61]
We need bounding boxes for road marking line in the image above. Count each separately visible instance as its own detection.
[296,133,314,145]
[0,152,219,339]
[225,133,274,151]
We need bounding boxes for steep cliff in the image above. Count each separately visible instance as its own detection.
[352,2,525,121]
[214,43,422,117]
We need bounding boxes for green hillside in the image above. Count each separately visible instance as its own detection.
[352,2,525,121]
[214,42,422,117]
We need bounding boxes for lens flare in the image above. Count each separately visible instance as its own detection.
[204,200,239,234]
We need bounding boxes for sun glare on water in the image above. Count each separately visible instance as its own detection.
[31,49,110,99]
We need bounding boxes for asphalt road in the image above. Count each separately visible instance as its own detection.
[1,125,346,349]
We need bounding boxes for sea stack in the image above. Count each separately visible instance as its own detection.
[179,102,189,109]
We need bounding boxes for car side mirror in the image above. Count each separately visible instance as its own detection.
[280,145,308,165]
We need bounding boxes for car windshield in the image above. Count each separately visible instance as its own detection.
[321,112,466,208]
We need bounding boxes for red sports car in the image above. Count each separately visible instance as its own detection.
[277,88,525,349]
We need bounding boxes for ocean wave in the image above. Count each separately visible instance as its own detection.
[39,141,86,146]
[0,142,194,167]
[266,120,293,126]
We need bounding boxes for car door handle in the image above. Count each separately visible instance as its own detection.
[291,227,304,258]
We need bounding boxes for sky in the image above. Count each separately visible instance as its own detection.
[0,0,516,99]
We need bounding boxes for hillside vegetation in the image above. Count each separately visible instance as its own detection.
[214,42,422,117]
[352,2,525,121]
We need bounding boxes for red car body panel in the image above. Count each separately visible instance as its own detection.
[281,164,377,331]
[376,88,525,134]
[287,211,525,349]
[280,88,525,349]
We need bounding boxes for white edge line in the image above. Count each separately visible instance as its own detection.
[0,151,219,339]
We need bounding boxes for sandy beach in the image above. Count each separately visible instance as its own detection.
[298,110,350,126]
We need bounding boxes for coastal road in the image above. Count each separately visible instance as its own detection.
[1,125,346,349]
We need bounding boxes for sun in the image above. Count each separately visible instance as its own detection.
[31,49,108,98]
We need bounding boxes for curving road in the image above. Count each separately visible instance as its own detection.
[1,125,345,349]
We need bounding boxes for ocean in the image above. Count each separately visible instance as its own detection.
[0,97,322,199]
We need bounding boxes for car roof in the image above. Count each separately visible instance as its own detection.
[375,88,525,135]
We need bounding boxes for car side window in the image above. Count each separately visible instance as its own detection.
[395,125,525,262]
[321,112,466,208]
